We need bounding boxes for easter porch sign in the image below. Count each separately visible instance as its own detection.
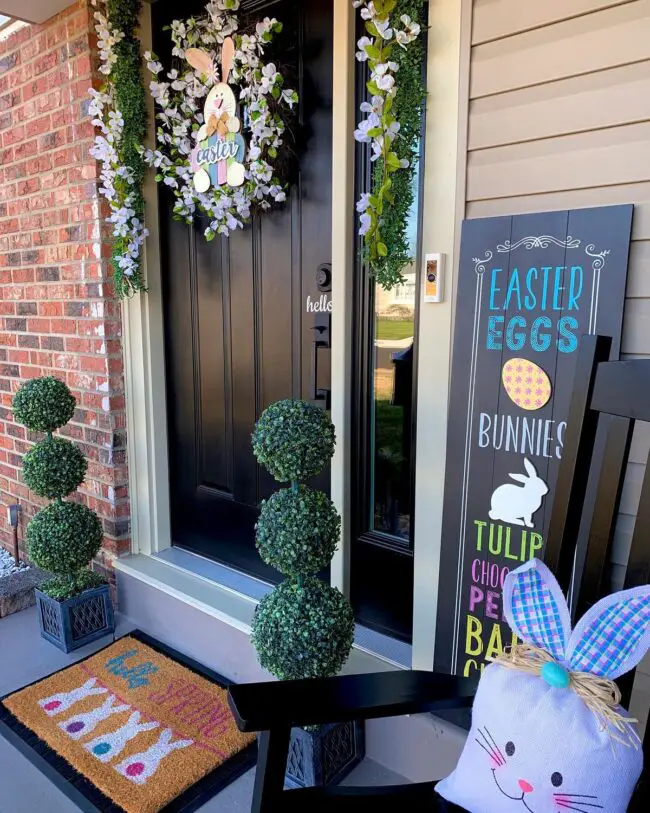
[434,206,634,677]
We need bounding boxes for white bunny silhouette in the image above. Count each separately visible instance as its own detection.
[488,457,548,529]
[186,38,245,190]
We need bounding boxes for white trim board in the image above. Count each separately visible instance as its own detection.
[114,553,408,673]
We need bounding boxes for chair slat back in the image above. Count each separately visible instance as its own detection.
[545,335,650,780]
[574,413,634,619]
[545,334,612,591]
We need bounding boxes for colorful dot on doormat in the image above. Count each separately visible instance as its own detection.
[44,701,61,711]
[93,743,111,756]
[126,762,145,777]
[66,722,85,733]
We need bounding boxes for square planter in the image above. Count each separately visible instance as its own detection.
[35,584,115,653]
[285,720,365,788]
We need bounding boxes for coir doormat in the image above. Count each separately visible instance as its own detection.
[0,631,256,813]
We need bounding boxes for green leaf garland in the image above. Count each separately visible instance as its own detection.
[354,0,426,290]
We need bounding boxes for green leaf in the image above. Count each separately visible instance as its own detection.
[377,242,388,257]
[366,45,381,60]
[386,152,402,169]
[367,126,383,138]
[367,81,382,96]
[365,21,378,37]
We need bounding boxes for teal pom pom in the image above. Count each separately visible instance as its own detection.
[541,661,571,689]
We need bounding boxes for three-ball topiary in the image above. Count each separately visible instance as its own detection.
[250,400,355,682]
[12,376,105,601]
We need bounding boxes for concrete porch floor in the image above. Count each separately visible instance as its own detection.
[0,606,409,813]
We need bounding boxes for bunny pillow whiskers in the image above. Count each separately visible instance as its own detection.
[142,1,298,241]
[437,559,650,813]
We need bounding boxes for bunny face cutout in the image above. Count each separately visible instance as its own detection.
[437,560,650,813]
[186,38,246,192]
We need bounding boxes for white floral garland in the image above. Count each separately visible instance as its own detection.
[89,0,148,296]
[143,0,298,240]
[353,0,421,276]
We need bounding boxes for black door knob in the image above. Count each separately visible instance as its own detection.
[316,263,332,292]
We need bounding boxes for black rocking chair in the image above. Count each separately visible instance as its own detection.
[228,334,650,813]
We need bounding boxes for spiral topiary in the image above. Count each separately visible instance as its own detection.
[251,399,355,682]
[12,376,105,601]
[256,485,341,577]
[251,576,355,680]
[251,399,336,482]
[12,376,76,433]
[23,436,87,499]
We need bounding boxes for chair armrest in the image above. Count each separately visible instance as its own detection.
[228,669,477,732]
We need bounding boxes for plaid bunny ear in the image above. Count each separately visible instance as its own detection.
[503,559,572,661]
[566,587,650,679]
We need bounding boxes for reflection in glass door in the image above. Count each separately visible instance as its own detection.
[371,273,416,540]
[352,150,424,642]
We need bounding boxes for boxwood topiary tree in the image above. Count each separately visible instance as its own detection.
[13,377,104,602]
[250,400,355,681]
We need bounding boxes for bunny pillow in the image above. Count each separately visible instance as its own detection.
[437,559,650,813]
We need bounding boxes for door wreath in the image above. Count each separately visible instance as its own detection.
[89,0,297,298]
[142,0,298,242]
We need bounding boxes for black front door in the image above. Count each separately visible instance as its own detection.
[157,0,333,582]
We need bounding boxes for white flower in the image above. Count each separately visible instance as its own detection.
[375,73,395,92]
[359,212,372,236]
[374,18,393,39]
[356,192,371,213]
[356,35,372,61]
[354,113,380,143]
[360,95,384,115]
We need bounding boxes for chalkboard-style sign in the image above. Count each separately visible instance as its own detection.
[434,205,633,677]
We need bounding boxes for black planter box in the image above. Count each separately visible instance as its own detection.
[35,584,115,653]
[285,720,365,788]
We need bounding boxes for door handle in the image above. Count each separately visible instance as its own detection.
[311,314,331,410]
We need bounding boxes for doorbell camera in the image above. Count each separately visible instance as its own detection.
[423,253,445,303]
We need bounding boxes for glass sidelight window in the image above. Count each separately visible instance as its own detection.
[369,164,421,541]
[350,7,427,640]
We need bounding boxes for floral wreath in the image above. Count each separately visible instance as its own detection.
[143,0,298,242]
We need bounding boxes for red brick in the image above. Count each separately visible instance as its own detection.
[0,6,127,590]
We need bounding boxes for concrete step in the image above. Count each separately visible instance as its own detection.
[117,569,467,783]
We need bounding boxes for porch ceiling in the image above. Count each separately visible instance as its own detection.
[0,0,82,24]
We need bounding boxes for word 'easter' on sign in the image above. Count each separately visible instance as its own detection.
[486,265,585,353]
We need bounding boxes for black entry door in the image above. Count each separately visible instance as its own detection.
[156,0,333,582]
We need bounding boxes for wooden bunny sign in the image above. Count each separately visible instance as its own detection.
[187,38,246,192]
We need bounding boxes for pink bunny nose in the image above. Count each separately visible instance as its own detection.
[518,779,534,794]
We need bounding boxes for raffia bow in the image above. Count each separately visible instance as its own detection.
[490,641,641,749]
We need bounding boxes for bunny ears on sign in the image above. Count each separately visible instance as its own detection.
[185,37,235,85]
[503,559,650,680]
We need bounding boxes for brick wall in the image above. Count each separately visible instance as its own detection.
[0,1,129,586]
